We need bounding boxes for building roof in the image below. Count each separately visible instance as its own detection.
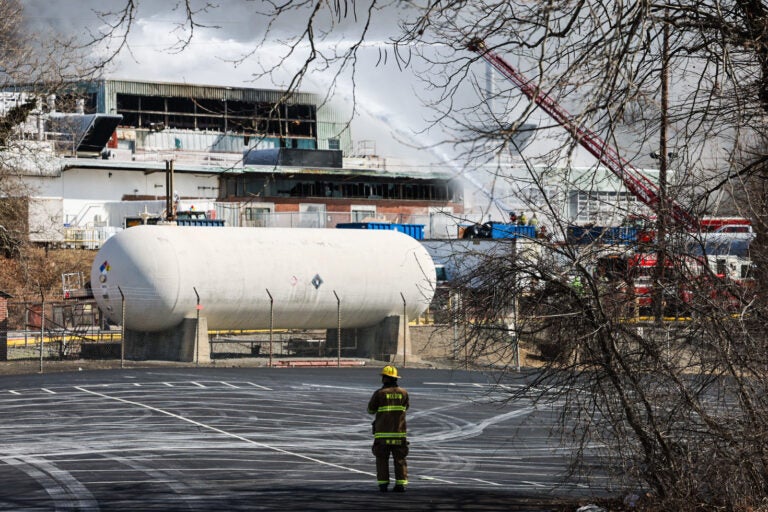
[239,165,458,181]
[97,78,320,105]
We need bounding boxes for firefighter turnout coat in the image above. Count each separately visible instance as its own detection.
[367,383,409,443]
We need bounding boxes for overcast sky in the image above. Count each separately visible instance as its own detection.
[22,1,621,220]
[20,0,457,165]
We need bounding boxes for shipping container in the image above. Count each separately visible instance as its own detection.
[567,226,637,245]
[487,223,536,239]
[336,222,425,240]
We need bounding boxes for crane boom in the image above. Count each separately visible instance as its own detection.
[468,39,698,230]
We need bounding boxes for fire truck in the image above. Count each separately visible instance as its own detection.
[624,214,753,242]
[596,252,751,316]
[469,39,754,315]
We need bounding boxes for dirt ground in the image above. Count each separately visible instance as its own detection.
[0,354,239,375]
[0,352,543,377]
[0,358,449,377]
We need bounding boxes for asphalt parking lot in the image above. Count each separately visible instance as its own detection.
[0,366,607,511]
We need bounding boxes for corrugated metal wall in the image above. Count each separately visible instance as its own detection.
[316,103,353,154]
[97,79,352,155]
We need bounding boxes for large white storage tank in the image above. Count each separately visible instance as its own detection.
[91,225,436,332]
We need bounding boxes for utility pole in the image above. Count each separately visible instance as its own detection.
[165,159,175,221]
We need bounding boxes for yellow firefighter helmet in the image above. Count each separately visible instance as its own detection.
[381,365,399,379]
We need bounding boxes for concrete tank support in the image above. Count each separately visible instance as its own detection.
[327,314,418,364]
[124,316,210,363]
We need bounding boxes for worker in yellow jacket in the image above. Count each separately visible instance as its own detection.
[367,365,409,492]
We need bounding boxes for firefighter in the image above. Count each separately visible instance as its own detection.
[367,365,409,492]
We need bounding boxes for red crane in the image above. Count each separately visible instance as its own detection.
[467,39,699,231]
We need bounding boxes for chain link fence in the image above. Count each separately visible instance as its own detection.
[0,298,444,363]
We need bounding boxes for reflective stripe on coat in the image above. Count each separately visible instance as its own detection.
[367,385,409,439]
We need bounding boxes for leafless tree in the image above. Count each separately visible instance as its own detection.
[395,2,768,509]
[0,0,99,261]
[84,1,768,508]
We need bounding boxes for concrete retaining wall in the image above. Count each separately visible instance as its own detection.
[410,324,456,358]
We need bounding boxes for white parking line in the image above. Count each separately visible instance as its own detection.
[75,386,373,479]
[471,477,503,486]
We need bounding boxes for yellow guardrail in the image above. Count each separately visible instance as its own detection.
[6,333,123,347]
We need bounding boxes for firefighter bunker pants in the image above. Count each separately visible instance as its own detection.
[372,440,408,486]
